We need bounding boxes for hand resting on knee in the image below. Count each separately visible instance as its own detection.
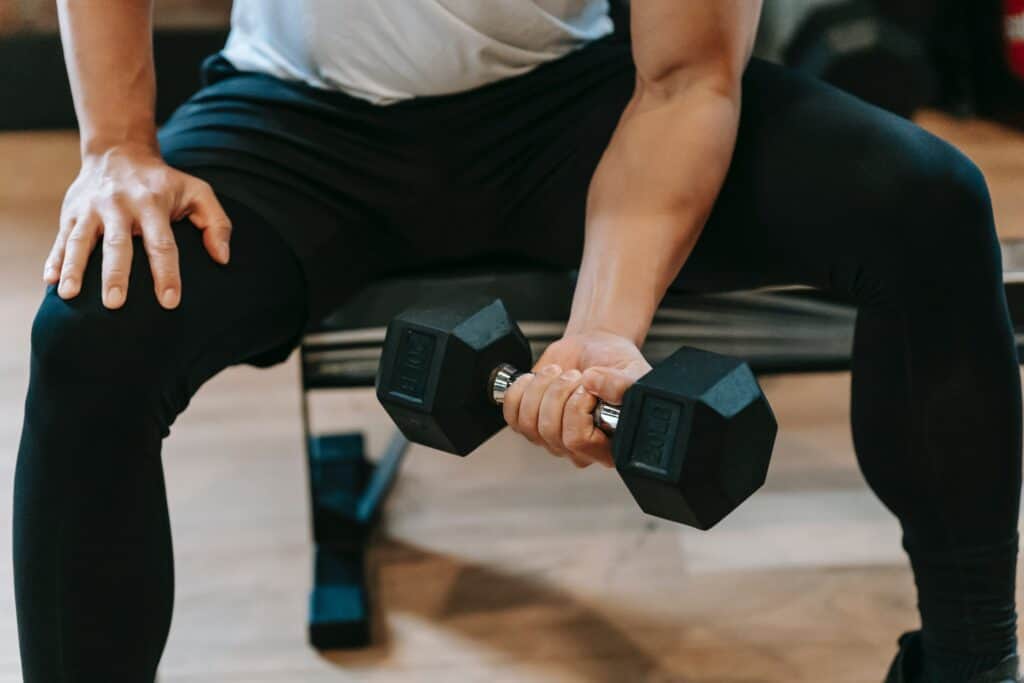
[44,142,232,310]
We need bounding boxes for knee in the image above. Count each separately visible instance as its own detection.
[867,136,1001,301]
[894,139,996,264]
[29,287,182,395]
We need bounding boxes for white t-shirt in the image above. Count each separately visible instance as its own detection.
[221,0,614,105]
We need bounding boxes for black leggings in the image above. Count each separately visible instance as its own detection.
[14,49,1021,681]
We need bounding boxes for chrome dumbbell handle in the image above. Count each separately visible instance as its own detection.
[488,363,620,434]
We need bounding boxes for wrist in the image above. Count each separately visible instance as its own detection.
[564,315,652,347]
[566,271,656,347]
[81,129,159,161]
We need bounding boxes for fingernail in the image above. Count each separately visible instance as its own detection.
[105,286,124,307]
[574,385,587,395]
[161,288,179,308]
[219,243,230,264]
[58,278,76,297]
[561,369,582,382]
[44,266,58,281]
[541,364,561,377]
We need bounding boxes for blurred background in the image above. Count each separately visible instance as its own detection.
[1,1,1023,681]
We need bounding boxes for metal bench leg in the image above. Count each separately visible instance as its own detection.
[301,386,411,650]
[357,430,410,524]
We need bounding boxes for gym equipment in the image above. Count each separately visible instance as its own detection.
[956,0,1024,128]
[375,298,778,530]
[783,0,938,118]
[304,430,408,650]
[301,238,1024,648]
[781,0,938,118]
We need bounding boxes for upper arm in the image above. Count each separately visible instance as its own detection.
[629,0,763,94]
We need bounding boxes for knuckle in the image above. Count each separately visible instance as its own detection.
[96,187,125,206]
[129,185,158,202]
[191,179,214,198]
[60,261,83,277]
[65,233,91,248]
[147,237,178,255]
[582,368,603,388]
[565,432,586,451]
[104,232,131,247]
[539,429,560,451]
[509,374,532,395]
[559,370,582,386]
[568,388,588,405]
[154,269,181,285]
[536,411,554,433]
[519,414,537,435]
[539,419,562,444]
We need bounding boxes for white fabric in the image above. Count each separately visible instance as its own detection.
[221,0,614,105]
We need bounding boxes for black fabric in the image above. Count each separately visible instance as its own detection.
[14,37,1021,681]
[885,631,1023,683]
[14,199,306,682]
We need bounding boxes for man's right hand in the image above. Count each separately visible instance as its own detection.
[45,143,232,309]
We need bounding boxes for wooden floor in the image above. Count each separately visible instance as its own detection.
[0,113,1023,682]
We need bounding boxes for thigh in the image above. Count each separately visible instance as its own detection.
[502,50,964,303]
[142,195,308,389]
[164,195,309,382]
[678,57,945,298]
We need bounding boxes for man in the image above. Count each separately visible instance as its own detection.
[13,1,1022,681]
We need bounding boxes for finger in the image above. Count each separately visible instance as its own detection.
[564,385,614,467]
[502,372,533,432]
[537,369,582,455]
[99,209,133,309]
[516,364,563,446]
[566,452,594,469]
[139,209,181,309]
[582,366,637,405]
[44,216,74,284]
[58,213,101,299]
[184,180,231,264]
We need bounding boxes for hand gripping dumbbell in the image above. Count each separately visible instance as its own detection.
[376,298,778,529]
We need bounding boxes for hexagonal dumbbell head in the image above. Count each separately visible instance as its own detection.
[376,298,532,455]
[613,347,777,530]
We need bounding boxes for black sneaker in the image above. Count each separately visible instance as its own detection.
[883,631,1022,683]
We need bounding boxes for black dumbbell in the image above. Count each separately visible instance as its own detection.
[376,298,778,530]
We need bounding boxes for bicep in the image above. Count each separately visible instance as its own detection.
[629,0,763,91]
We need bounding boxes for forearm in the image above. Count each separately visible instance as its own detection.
[58,0,157,157]
[566,77,742,345]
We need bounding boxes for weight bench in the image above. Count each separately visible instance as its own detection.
[297,242,1024,650]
